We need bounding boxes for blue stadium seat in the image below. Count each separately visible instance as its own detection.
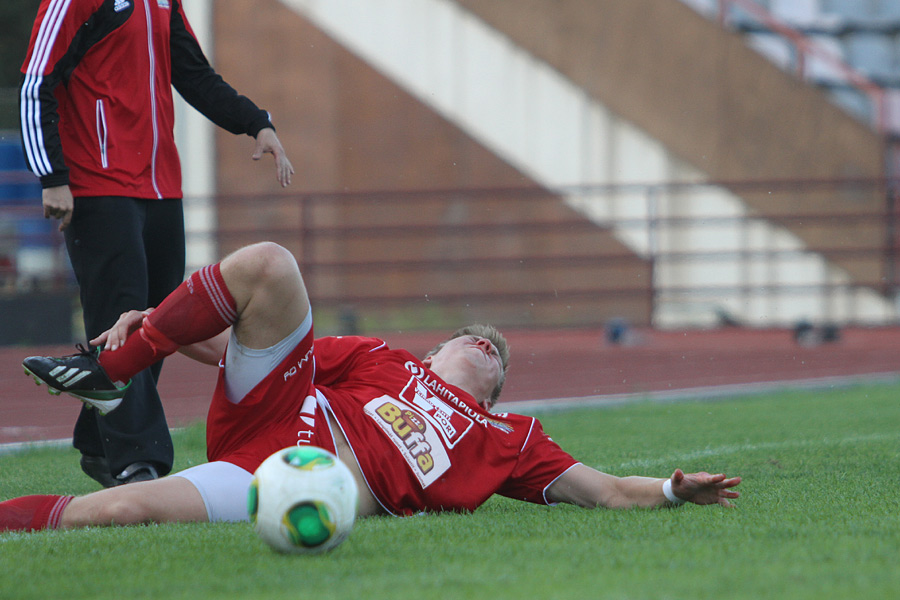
[0,139,40,207]
[875,0,900,22]
[843,31,895,79]
[806,34,849,84]
[821,0,900,25]
[769,0,822,27]
[0,138,51,290]
[821,0,872,19]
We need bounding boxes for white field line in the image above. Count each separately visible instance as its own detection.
[597,431,900,473]
[500,372,900,415]
[0,437,72,456]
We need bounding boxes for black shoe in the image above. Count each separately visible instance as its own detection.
[23,344,130,415]
[116,462,159,484]
[80,454,118,488]
[80,455,160,488]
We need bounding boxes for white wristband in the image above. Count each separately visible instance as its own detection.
[662,479,686,505]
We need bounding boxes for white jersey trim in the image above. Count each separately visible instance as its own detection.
[542,462,583,506]
[318,391,396,517]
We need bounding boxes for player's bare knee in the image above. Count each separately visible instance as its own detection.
[231,242,299,289]
[221,243,302,311]
[256,242,301,283]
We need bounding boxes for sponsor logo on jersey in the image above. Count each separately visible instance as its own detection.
[484,418,514,434]
[295,394,318,446]
[365,396,450,488]
[404,360,496,428]
[399,377,473,448]
[114,0,131,12]
[283,346,314,381]
[157,0,171,9]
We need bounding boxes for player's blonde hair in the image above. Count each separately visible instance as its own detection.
[425,324,510,405]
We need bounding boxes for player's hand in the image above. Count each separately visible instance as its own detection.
[253,127,294,187]
[42,185,74,231]
[670,468,741,507]
[90,308,155,352]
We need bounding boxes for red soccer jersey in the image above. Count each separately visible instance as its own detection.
[205,334,579,516]
[314,337,579,515]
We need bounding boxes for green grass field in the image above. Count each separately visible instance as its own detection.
[1,382,899,600]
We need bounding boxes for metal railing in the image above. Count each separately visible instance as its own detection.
[3,179,899,333]
[211,179,900,331]
[698,0,891,133]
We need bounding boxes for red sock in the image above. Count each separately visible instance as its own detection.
[99,263,237,382]
[0,495,74,531]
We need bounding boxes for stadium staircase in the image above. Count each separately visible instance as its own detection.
[232,0,893,327]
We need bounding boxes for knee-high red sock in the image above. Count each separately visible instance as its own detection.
[99,263,237,382]
[0,495,74,531]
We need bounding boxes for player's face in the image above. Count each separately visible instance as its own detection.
[424,335,503,409]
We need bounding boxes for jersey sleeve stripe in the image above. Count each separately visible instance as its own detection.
[519,417,537,453]
[21,0,73,177]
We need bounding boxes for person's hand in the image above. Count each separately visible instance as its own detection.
[42,185,74,231]
[252,127,294,187]
[670,468,741,507]
[90,308,154,351]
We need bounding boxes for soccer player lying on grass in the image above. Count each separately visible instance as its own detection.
[1,242,740,532]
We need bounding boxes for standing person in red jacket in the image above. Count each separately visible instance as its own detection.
[18,0,294,487]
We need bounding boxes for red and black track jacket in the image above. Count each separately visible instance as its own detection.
[19,0,274,199]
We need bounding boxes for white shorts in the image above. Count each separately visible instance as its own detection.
[171,461,253,523]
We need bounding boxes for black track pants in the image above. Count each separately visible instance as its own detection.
[64,196,185,477]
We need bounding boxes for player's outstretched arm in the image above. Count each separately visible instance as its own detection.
[545,464,740,509]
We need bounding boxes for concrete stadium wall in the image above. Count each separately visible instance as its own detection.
[197,0,893,329]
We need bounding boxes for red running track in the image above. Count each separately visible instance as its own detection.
[3,326,900,445]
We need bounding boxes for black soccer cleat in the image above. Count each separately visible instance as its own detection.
[23,344,130,415]
[80,456,159,488]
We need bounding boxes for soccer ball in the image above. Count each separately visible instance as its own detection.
[248,446,359,554]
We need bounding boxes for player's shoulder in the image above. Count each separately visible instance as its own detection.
[317,334,385,345]
[482,410,539,430]
[488,410,554,434]
[488,409,532,420]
